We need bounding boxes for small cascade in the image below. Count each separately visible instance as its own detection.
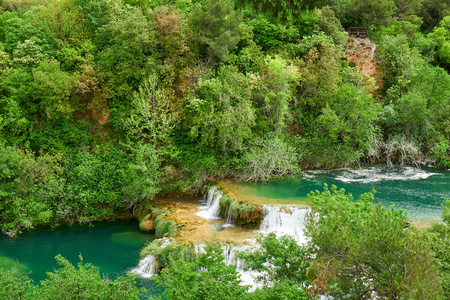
[131,254,157,278]
[260,206,309,243]
[224,208,235,227]
[197,186,223,220]
[222,244,246,270]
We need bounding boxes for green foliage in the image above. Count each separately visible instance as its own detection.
[317,6,348,46]
[243,0,317,23]
[152,243,249,300]
[0,145,64,236]
[299,84,380,167]
[346,0,396,26]
[442,199,450,224]
[122,143,161,203]
[219,196,261,227]
[187,66,255,155]
[0,267,34,300]
[96,0,156,101]
[158,244,198,267]
[241,233,310,294]
[428,16,450,68]
[123,74,176,159]
[242,135,300,181]
[0,255,145,299]
[305,184,443,299]
[192,0,242,61]
[28,118,92,154]
[295,34,342,108]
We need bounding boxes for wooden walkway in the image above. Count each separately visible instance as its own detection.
[346,27,368,38]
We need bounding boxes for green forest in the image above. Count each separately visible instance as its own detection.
[0,0,450,298]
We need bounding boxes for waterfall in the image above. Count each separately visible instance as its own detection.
[131,254,157,278]
[197,186,223,220]
[225,208,235,226]
[260,206,309,244]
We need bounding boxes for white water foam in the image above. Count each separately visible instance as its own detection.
[131,254,157,278]
[131,238,173,278]
[197,186,223,220]
[333,166,440,183]
[259,206,310,244]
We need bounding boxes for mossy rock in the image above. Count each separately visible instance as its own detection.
[219,196,262,228]
[135,201,179,237]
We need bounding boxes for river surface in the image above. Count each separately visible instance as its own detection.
[234,165,450,222]
[0,220,163,297]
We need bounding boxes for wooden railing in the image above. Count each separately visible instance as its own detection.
[346,27,368,38]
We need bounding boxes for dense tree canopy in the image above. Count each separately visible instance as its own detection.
[0,0,449,297]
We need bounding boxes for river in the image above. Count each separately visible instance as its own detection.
[234,165,450,222]
[0,220,164,297]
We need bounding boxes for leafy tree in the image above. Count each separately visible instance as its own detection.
[240,233,310,299]
[31,59,77,119]
[242,135,300,181]
[152,243,249,300]
[346,0,396,27]
[2,12,56,56]
[192,0,242,62]
[187,66,255,155]
[305,184,443,299]
[96,0,156,101]
[123,74,176,158]
[149,5,196,88]
[0,145,64,236]
[302,84,380,167]
[316,6,348,46]
[251,55,297,136]
[0,255,145,299]
[426,200,450,298]
[428,16,450,68]
[242,0,316,22]
[294,34,342,109]
[0,267,34,300]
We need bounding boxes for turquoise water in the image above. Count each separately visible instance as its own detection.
[0,220,163,297]
[235,165,450,222]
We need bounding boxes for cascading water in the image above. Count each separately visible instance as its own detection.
[197,186,223,220]
[225,208,235,226]
[131,254,157,278]
[260,206,310,244]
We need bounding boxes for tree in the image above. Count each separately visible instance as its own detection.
[32,59,76,119]
[241,0,317,22]
[426,200,450,298]
[0,145,64,237]
[305,184,443,299]
[242,136,300,181]
[152,243,249,300]
[240,233,310,299]
[192,0,242,62]
[251,55,297,136]
[187,66,255,155]
[346,0,396,27]
[428,16,450,68]
[123,74,176,156]
[149,6,195,89]
[96,0,155,101]
[0,255,145,299]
